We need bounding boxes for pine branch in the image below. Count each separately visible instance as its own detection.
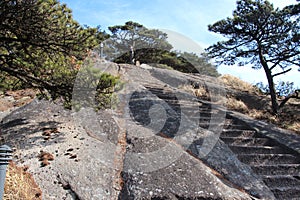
[279,89,300,109]
[272,68,292,77]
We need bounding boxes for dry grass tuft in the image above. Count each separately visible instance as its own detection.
[225,100,300,134]
[4,162,42,200]
[219,74,258,94]
[194,87,209,99]
[226,97,249,113]
[217,74,300,134]
[38,151,55,167]
[180,84,210,100]
[181,75,300,134]
[286,122,300,133]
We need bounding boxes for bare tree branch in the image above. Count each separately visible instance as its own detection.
[272,68,292,77]
[279,89,300,109]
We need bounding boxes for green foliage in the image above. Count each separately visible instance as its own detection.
[256,81,298,97]
[0,71,29,90]
[104,21,172,63]
[148,63,173,70]
[151,50,198,73]
[94,73,120,110]
[176,52,220,77]
[0,0,106,102]
[207,0,299,69]
[255,82,270,95]
[276,82,298,97]
[206,0,300,114]
[105,21,219,76]
[71,61,121,110]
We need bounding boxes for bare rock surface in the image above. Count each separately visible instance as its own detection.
[0,97,253,200]
[203,140,275,199]
[119,65,273,199]
[119,120,251,200]
[0,100,120,199]
[2,64,297,199]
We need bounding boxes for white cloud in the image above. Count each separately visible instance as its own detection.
[160,29,204,54]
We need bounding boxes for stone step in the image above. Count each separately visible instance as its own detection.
[178,108,209,112]
[221,130,257,138]
[228,145,285,155]
[262,175,300,188]
[189,115,228,121]
[220,137,272,146]
[252,164,300,176]
[223,124,251,130]
[199,121,249,130]
[199,116,224,121]
[172,106,211,113]
[151,93,177,100]
[237,154,299,165]
[271,187,300,199]
[198,118,216,124]
[146,87,164,92]
[182,104,212,108]
[170,101,209,107]
[184,118,222,124]
[145,87,166,91]
[199,112,213,118]
[199,121,243,130]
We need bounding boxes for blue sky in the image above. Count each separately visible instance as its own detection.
[60,0,299,87]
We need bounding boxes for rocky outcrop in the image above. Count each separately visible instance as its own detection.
[119,120,251,200]
[223,112,300,199]
[126,83,273,199]
[116,65,300,199]
[0,98,252,199]
[0,100,120,199]
[1,64,299,199]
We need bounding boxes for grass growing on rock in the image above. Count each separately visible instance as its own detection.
[4,162,42,200]
[221,75,300,134]
[219,74,259,94]
[183,74,300,134]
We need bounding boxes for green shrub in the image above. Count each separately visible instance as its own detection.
[0,72,30,91]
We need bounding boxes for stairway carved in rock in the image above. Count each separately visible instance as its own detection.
[137,84,300,200]
[220,115,300,199]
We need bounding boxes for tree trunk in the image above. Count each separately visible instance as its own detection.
[265,68,278,114]
[258,48,278,114]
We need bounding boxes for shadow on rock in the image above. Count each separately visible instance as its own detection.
[0,100,66,150]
